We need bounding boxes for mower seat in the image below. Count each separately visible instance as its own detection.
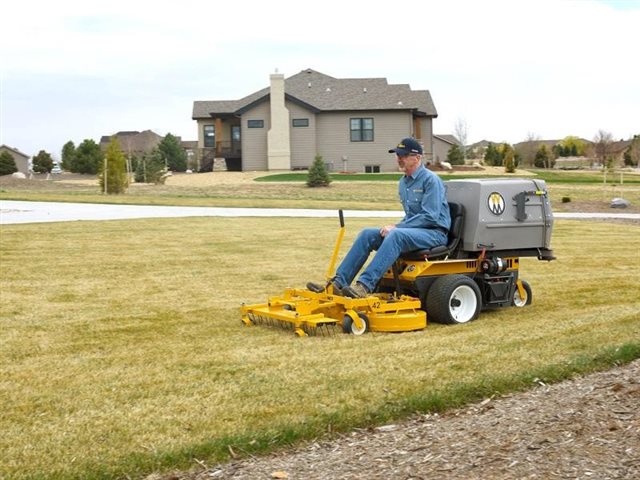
[401,202,464,261]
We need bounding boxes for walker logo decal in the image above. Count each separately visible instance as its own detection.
[487,192,506,215]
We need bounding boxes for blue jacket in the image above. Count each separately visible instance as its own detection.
[396,165,451,231]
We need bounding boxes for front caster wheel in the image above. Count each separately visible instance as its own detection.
[512,279,532,307]
[342,311,368,335]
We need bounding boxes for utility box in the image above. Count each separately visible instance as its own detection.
[446,178,554,254]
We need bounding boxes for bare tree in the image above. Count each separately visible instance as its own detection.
[453,118,468,162]
[517,132,541,167]
[593,129,614,166]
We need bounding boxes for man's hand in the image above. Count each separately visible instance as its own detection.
[380,225,396,237]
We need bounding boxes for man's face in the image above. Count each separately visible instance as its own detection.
[397,153,420,173]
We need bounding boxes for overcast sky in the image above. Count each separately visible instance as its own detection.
[1,0,638,159]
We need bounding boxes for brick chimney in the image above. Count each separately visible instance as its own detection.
[267,72,291,170]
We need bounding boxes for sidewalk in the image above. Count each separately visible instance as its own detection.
[1,200,639,225]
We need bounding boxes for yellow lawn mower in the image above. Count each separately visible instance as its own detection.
[241,178,555,336]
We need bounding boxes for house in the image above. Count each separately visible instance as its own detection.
[433,134,462,165]
[99,130,164,158]
[0,144,30,174]
[192,69,438,172]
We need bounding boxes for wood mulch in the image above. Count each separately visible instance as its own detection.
[153,360,640,480]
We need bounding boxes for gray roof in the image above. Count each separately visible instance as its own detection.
[193,69,437,119]
[0,144,30,159]
[434,134,461,146]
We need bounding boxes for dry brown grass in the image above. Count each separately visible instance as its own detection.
[1,216,639,479]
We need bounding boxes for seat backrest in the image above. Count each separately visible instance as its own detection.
[446,202,464,251]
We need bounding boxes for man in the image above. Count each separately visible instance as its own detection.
[309,137,451,298]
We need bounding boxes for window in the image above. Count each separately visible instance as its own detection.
[350,118,374,142]
[365,165,380,173]
[247,120,264,128]
[203,125,215,147]
[231,125,241,142]
[292,118,309,127]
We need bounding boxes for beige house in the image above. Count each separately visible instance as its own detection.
[433,134,462,165]
[0,144,30,174]
[192,69,438,172]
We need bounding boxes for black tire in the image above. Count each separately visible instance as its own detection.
[426,274,482,324]
[342,312,368,335]
[512,279,532,307]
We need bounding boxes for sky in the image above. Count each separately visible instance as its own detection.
[1,0,639,159]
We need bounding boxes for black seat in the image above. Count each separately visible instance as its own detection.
[401,202,465,261]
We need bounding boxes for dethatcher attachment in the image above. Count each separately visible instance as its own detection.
[241,288,426,337]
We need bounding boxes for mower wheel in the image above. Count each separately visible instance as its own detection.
[343,312,368,335]
[512,279,532,307]
[426,274,481,324]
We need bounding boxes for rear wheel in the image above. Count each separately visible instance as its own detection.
[426,275,481,324]
[512,279,532,307]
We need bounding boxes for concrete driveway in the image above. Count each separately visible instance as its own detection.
[1,200,639,225]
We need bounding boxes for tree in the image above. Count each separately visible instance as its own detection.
[504,145,516,173]
[0,151,18,176]
[446,144,465,165]
[32,150,54,174]
[516,132,541,167]
[72,139,103,174]
[99,138,128,194]
[135,149,167,184]
[453,117,468,162]
[158,133,187,172]
[307,154,331,187]
[484,143,500,166]
[623,135,640,167]
[61,141,76,171]
[534,144,555,169]
[593,130,614,166]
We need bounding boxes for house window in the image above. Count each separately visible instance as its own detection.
[365,165,380,173]
[231,125,241,142]
[292,118,309,127]
[203,125,215,147]
[248,120,264,128]
[350,118,374,142]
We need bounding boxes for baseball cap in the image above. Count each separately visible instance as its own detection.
[388,137,423,156]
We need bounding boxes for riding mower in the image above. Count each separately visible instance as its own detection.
[241,178,555,336]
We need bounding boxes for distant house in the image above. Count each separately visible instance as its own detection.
[0,144,30,174]
[192,69,438,172]
[433,134,462,164]
[99,130,165,158]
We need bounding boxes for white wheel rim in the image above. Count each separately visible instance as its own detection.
[449,285,477,323]
[351,316,367,335]
[513,288,528,307]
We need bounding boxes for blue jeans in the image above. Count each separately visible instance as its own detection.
[335,227,448,292]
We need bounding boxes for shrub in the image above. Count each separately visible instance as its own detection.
[0,151,18,176]
[562,197,571,203]
[307,154,331,187]
[32,150,54,174]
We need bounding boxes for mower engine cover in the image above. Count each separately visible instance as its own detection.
[446,178,554,253]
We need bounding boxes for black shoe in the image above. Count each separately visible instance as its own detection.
[342,282,370,298]
[306,281,343,295]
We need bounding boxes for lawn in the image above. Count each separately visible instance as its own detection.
[1,216,639,479]
[1,169,639,213]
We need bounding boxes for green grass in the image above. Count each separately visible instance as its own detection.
[1,217,639,479]
[254,169,640,184]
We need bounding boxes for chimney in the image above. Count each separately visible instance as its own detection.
[267,73,291,170]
